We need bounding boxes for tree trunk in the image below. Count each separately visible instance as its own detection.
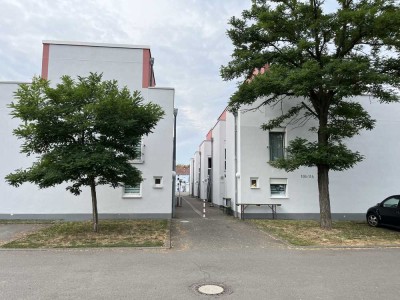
[90,178,99,232]
[317,105,332,229]
[317,164,332,229]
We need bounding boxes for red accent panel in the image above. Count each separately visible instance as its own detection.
[142,49,151,88]
[218,109,227,121]
[206,130,212,141]
[41,43,50,79]
[246,63,270,83]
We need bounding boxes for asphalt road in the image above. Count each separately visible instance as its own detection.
[0,196,399,299]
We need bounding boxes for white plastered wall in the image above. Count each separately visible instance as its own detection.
[47,44,144,91]
[211,120,226,206]
[189,158,195,195]
[0,43,174,218]
[231,95,400,217]
[225,111,237,210]
[192,151,201,197]
[199,140,211,200]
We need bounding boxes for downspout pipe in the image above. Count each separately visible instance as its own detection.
[172,108,178,218]
[234,111,238,218]
[191,160,194,197]
[192,161,195,197]
[198,151,201,198]
[209,137,214,205]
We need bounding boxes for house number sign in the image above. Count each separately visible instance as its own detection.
[300,175,314,179]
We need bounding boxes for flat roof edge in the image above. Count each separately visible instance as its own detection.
[148,87,175,91]
[43,40,151,50]
[0,81,31,84]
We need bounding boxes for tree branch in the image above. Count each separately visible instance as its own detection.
[301,101,318,118]
[241,94,282,113]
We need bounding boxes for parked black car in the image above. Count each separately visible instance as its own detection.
[366,195,400,228]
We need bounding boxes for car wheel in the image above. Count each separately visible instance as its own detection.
[367,213,379,227]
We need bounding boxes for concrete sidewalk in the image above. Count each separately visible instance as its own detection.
[171,195,285,251]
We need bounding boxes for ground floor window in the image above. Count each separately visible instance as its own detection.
[124,183,142,198]
[270,178,287,198]
[153,176,163,188]
[250,177,259,189]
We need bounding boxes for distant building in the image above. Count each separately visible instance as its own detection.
[0,41,176,220]
[176,165,190,193]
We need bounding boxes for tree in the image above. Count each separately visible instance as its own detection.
[6,73,164,232]
[221,0,400,229]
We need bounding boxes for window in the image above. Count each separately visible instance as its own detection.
[224,148,226,171]
[250,177,259,189]
[270,178,287,197]
[153,176,163,188]
[269,132,285,161]
[208,157,212,169]
[132,138,144,163]
[123,183,142,198]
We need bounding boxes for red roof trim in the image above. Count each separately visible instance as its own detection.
[246,63,270,83]
[41,43,50,79]
[206,130,212,141]
[218,109,227,121]
[142,49,156,88]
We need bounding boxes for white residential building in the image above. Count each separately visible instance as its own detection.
[199,137,212,200]
[189,158,195,196]
[191,96,400,220]
[0,41,175,220]
[192,151,201,198]
[176,165,190,193]
[211,111,227,207]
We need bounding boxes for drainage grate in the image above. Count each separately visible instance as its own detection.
[191,283,232,297]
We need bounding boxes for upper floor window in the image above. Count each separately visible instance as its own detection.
[269,132,285,161]
[132,138,144,163]
[224,148,227,171]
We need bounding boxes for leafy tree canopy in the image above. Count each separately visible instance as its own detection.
[221,0,400,228]
[6,73,164,195]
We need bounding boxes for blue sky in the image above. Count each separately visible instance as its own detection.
[0,0,337,164]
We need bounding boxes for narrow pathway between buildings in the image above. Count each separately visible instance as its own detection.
[171,195,285,251]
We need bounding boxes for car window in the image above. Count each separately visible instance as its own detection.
[382,197,399,208]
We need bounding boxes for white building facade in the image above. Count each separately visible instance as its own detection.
[0,41,175,220]
[191,96,400,220]
[211,111,227,207]
[199,138,212,200]
[189,158,195,195]
[192,151,201,198]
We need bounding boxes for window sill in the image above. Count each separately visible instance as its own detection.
[131,160,144,164]
[122,194,142,199]
[153,186,163,189]
[250,187,260,189]
[270,196,289,199]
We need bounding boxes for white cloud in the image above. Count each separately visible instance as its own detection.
[0,0,250,163]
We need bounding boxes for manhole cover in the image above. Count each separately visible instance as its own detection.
[191,282,232,296]
[198,284,224,295]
